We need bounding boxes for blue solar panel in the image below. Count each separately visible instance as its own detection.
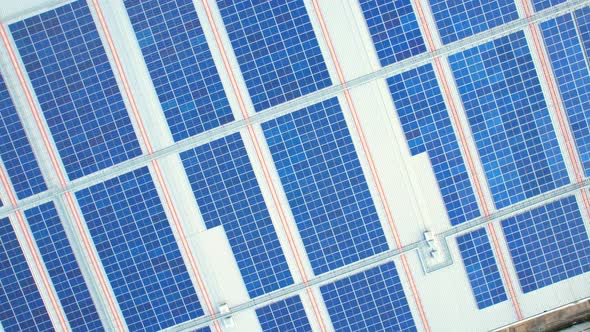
[0,73,47,200]
[256,295,311,332]
[25,202,103,331]
[75,167,203,331]
[124,0,234,142]
[449,31,570,209]
[194,327,211,332]
[10,0,142,181]
[320,262,416,332]
[457,228,507,309]
[180,133,293,298]
[502,196,590,293]
[0,217,54,331]
[262,98,389,275]
[359,0,426,67]
[388,64,480,225]
[541,14,590,177]
[428,0,519,44]
[533,0,566,11]
[217,0,332,112]
[577,7,590,59]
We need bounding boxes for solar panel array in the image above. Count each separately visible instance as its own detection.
[501,196,590,293]
[25,202,103,331]
[359,0,426,66]
[125,0,234,142]
[0,218,54,331]
[320,262,417,332]
[429,0,519,44]
[449,31,570,209]
[0,73,46,200]
[540,13,590,177]
[255,295,311,332]
[457,228,507,309]
[180,133,293,298]
[262,98,389,275]
[533,0,567,11]
[76,167,203,331]
[10,0,142,180]
[217,0,332,112]
[388,63,480,225]
[1,0,590,331]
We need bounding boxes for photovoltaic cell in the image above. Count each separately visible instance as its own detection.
[388,64,480,225]
[10,0,142,181]
[457,228,507,309]
[76,167,203,331]
[320,262,416,332]
[0,217,54,331]
[533,0,566,12]
[428,0,519,44]
[0,73,47,200]
[541,14,590,177]
[449,31,569,209]
[262,98,388,275]
[180,133,293,298]
[218,0,332,112]
[256,295,311,332]
[502,196,590,293]
[359,0,426,67]
[25,202,103,331]
[124,0,234,142]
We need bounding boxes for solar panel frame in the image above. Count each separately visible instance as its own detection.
[124,0,235,142]
[9,0,142,181]
[75,166,204,331]
[180,132,293,298]
[0,73,47,200]
[0,217,54,331]
[262,97,389,275]
[255,295,312,332]
[449,31,570,209]
[217,0,332,112]
[501,196,590,293]
[25,201,104,331]
[532,0,567,12]
[457,228,508,309]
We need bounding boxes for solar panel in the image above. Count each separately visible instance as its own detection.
[457,228,507,309]
[533,0,567,12]
[9,0,142,181]
[75,166,203,331]
[261,98,389,275]
[0,73,47,200]
[25,201,103,331]
[540,13,590,177]
[387,64,480,225]
[501,196,590,293]
[217,0,332,112]
[255,295,311,332]
[320,262,416,332]
[428,0,519,44]
[0,217,54,331]
[577,7,590,58]
[124,0,234,142]
[449,31,570,209]
[358,0,426,67]
[180,133,293,298]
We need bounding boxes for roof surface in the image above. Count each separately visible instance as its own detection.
[0,0,589,331]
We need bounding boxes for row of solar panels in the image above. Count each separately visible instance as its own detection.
[0,0,589,330]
